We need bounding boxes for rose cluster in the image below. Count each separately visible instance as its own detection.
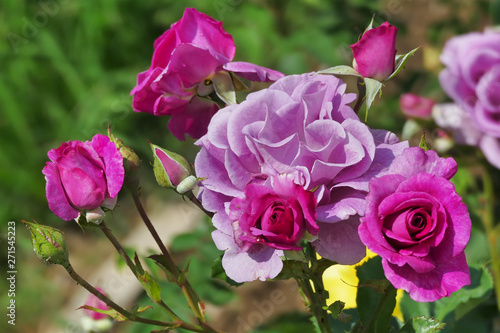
[41,8,473,305]
[195,73,408,282]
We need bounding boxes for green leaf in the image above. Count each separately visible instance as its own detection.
[434,264,493,321]
[283,250,308,263]
[356,256,397,333]
[138,270,162,302]
[273,259,308,280]
[317,65,361,77]
[364,77,383,120]
[385,47,420,81]
[148,254,177,283]
[212,71,236,105]
[398,316,446,333]
[327,300,353,323]
[77,305,128,322]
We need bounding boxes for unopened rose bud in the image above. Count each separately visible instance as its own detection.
[150,143,192,191]
[108,128,141,191]
[400,93,434,119]
[23,221,69,267]
[351,22,398,81]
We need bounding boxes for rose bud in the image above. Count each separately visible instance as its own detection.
[42,134,125,223]
[150,143,194,192]
[399,93,434,119]
[350,22,398,81]
[23,221,69,267]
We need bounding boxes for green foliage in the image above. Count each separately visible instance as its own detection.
[355,256,398,333]
[398,316,446,333]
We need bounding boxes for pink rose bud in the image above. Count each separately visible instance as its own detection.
[350,22,398,81]
[150,143,192,190]
[84,288,110,321]
[399,93,434,119]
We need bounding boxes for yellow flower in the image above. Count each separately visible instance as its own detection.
[322,250,404,321]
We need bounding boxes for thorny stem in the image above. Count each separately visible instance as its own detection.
[65,263,207,332]
[99,221,181,322]
[481,167,500,311]
[129,189,220,332]
[295,246,332,333]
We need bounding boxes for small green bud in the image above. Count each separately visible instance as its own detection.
[150,142,192,191]
[22,220,69,267]
[107,127,141,191]
[419,131,432,151]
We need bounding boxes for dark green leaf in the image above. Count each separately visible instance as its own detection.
[398,316,446,333]
[356,256,397,333]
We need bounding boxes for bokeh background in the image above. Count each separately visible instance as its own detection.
[1,0,499,332]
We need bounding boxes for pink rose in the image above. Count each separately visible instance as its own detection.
[214,175,318,282]
[358,147,471,302]
[229,175,318,252]
[131,8,284,140]
[350,22,398,81]
[42,134,125,222]
[399,93,434,119]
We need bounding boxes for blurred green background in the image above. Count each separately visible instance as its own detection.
[1,0,499,332]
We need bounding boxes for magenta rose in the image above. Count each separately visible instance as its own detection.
[215,175,317,282]
[131,8,284,140]
[195,73,408,281]
[230,175,318,251]
[399,93,434,119]
[42,134,125,222]
[350,22,398,81]
[359,147,471,302]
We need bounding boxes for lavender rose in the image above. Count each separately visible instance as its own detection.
[440,30,500,140]
[351,22,398,81]
[358,147,471,302]
[131,8,283,140]
[42,134,125,222]
[195,73,408,281]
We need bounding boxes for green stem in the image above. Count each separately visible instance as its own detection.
[129,189,219,332]
[481,167,500,311]
[100,221,182,322]
[100,221,138,276]
[184,190,214,218]
[352,77,366,115]
[65,263,207,332]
